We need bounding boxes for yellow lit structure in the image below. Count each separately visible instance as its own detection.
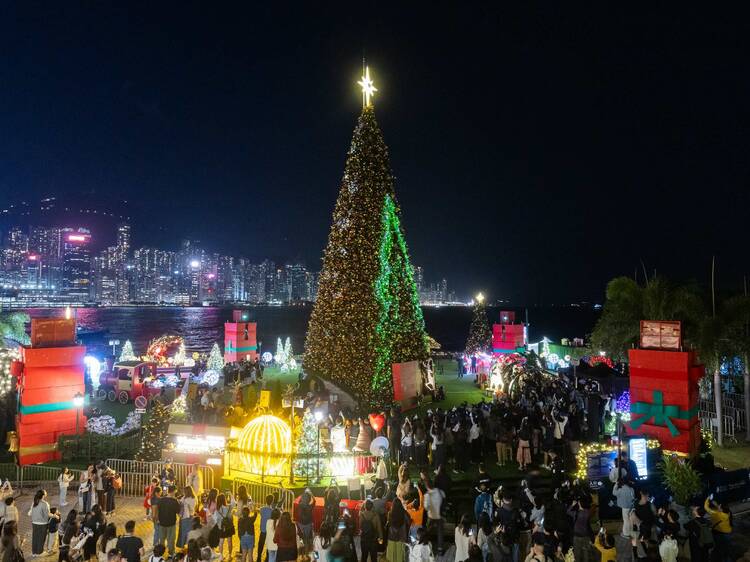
[357,66,377,108]
[237,415,292,476]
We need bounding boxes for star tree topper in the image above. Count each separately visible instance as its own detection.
[357,65,377,108]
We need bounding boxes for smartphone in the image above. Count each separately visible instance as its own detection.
[709,493,714,500]
[313,553,320,560]
[337,521,346,531]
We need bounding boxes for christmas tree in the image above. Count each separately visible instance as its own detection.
[466,294,492,355]
[173,343,186,366]
[304,69,428,405]
[274,337,286,364]
[119,340,137,362]
[135,400,171,461]
[207,343,224,373]
[293,409,320,478]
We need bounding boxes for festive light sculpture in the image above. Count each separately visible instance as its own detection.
[237,415,292,476]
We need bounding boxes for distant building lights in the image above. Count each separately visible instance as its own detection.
[190,260,200,268]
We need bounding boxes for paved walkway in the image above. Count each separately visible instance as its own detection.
[14,485,155,560]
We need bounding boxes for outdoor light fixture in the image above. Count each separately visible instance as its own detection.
[73,392,84,435]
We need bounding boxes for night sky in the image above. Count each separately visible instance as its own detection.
[1,5,748,304]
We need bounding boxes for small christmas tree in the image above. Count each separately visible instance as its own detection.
[173,343,186,366]
[284,337,292,360]
[207,343,224,373]
[119,340,137,362]
[171,394,187,421]
[293,409,320,478]
[466,294,492,356]
[274,337,286,364]
[136,400,171,461]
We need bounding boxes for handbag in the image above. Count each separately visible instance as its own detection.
[112,476,123,490]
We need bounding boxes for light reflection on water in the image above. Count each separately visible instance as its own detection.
[19,306,598,359]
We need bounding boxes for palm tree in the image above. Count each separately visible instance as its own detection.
[0,311,29,346]
[693,295,750,446]
[590,276,702,361]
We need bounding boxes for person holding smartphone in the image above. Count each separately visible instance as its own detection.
[313,522,334,562]
[359,500,383,562]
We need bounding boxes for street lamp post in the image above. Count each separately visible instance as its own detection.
[73,392,84,436]
[109,339,121,358]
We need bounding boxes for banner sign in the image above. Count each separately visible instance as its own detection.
[640,320,681,350]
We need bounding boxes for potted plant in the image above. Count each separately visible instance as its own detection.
[660,453,703,521]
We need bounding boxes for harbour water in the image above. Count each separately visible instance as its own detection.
[21,305,600,358]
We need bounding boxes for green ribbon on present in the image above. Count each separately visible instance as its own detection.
[629,390,698,437]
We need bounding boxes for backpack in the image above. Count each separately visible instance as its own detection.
[220,509,235,537]
[6,547,24,562]
[360,515,374,542]
[697,519,714,548]
[208,523,221,548]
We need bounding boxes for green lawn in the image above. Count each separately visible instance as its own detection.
[712,442,750,470]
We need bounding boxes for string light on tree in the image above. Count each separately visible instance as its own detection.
[466,292,492,356]
[293,409,320,478]
[207,343,224,373]
[136,400,171,461]
[119,340,137,362]
[304,68,428,405]
[0,347,21,396]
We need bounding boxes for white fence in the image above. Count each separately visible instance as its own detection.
[105,459,215,495]
[229,477,295,512]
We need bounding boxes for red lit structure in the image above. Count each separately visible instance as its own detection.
[492,311,526,354]
[14,318,86,464]
[224,310,258,363]
[626,324,703,454]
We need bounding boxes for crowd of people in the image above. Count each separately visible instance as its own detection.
[0,355,739,562]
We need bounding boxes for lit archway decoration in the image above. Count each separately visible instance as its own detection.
[237,415,292,476]
[146,335,185,364]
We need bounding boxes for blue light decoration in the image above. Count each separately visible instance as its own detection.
[615,390,631,415]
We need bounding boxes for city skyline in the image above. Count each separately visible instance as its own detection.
[0,220,459,307]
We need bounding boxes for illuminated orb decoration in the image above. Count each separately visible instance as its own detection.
[84,355,103,390]
[262,352,273,363]
[201,370,220,386]
[237,415,292,476]
[147,335,185,365]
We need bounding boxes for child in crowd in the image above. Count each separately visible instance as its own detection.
[144,477,159,519]
[149,543,167,562]
[238,506,257,562]
[46,506,60,553]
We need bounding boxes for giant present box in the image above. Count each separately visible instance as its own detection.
[16,344,86,465]
[224,321,258,363]
[626,349,704,455]
[492,323,525,354]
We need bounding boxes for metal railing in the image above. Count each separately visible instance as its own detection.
[105,459,215,492]
[699,395,747,433]
[700,412,736,442]
[230,477,295,512]
[224,448,379,484]
[59,429,143,462]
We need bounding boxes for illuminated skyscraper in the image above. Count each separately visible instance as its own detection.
[61,228,91,301]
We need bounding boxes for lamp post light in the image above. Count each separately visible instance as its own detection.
[73,392,84,435]
[314,409,324,481]
[109,339,121,358]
